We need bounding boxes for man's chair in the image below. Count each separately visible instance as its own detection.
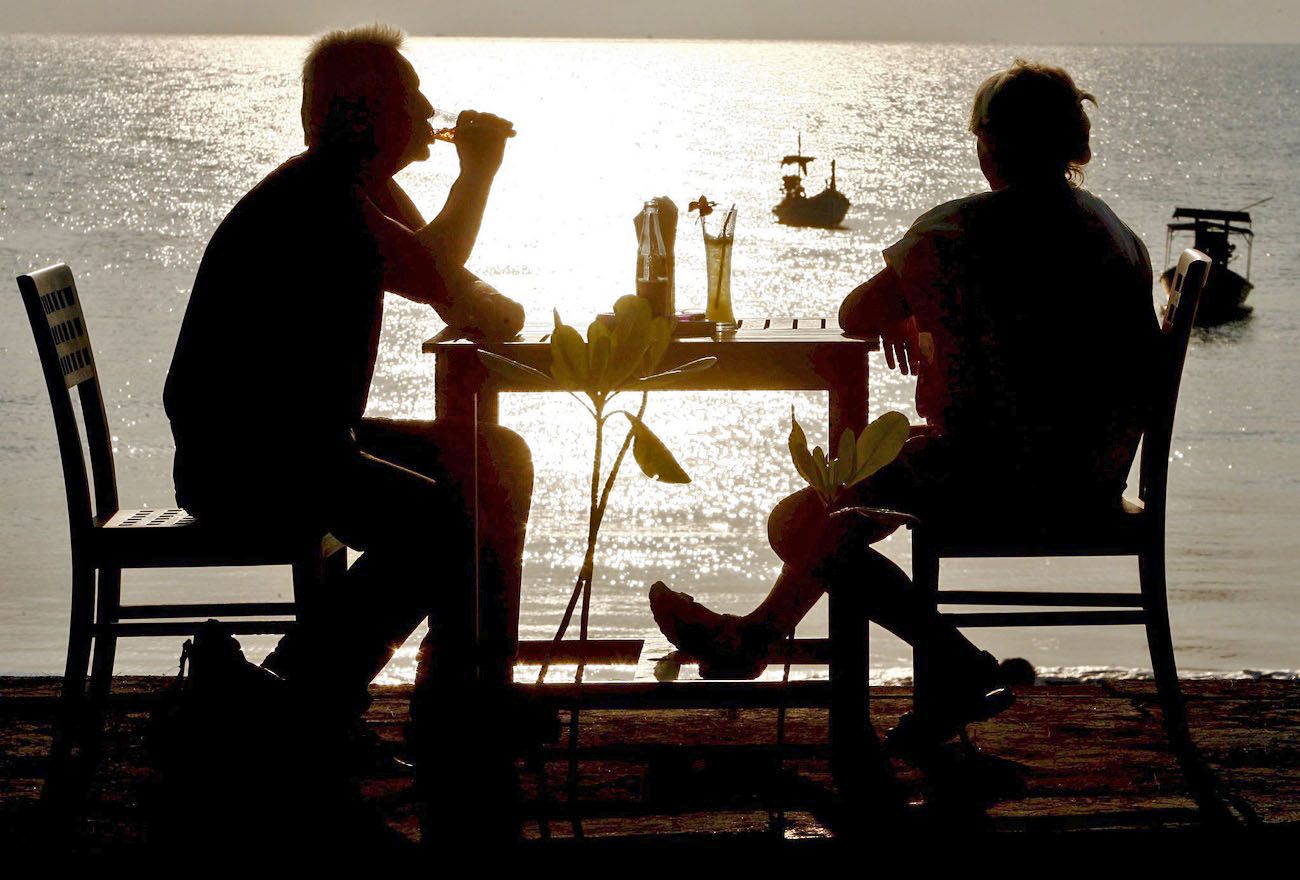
[17,263,345,775]
[907,248,1227,814]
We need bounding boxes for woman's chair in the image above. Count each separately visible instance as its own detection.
[16,263,345,772]
[908,248,1227,814]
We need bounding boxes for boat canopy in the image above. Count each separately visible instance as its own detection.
[1167,207,1253,238]
[1171,207,1252,224]
[781,155,814,174]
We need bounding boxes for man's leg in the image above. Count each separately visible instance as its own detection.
[353,417,534,844]
[353,418,533,686]
[261,441,472,721]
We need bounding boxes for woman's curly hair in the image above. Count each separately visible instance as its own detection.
[970,60,1097,187]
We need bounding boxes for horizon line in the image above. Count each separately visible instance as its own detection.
[2,30,1298,47]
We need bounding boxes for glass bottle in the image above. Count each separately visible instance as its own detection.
[636,202,673,318]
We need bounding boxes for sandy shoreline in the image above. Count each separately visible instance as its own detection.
[2,676,1298,845]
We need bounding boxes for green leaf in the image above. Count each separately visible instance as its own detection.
[621,411,691,483]
[787,409,820,489]
[832,427,856,488]
[587,319,612,394]
[550,315,588,389]
[633,356,716,390]
[811,445,830,498]
[476,350,555,388]
[849,411,911,486]
[607,296,653,388]
[641,316,672,374]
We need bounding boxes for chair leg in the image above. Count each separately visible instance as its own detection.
[87,566,120,718]
[1141,547,1238,825]
[43,561,96,804]
[1139,548,1189,748]
[828,585,869,810]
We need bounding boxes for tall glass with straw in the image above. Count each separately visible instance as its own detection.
[702,205,737,327]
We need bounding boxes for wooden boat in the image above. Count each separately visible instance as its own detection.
[772,134,849,228]
[1161,204,1262,326]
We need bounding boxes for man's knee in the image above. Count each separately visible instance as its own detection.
[477,425,533,529]
[479,424,533,492]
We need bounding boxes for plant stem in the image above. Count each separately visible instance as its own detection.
[575,402,604,684]
[593,393,648,531]
[536,394,649,684]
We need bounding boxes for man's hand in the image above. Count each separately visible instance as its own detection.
[454,110,515,178]
[439,276,525,343]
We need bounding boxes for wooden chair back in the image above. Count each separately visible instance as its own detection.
[16,264,119,544]
[1137,248,1211,524]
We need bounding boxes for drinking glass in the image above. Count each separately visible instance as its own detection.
[703,206,737,326]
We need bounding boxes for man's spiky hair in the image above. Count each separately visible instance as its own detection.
[301,23,408,149]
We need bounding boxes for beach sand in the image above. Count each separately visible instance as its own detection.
[2,677,1297,847]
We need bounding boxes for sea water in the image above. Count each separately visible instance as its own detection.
[2,35,1299,682]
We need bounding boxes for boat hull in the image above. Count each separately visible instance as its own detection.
[773,187,850,228]
[1161,262,1253,326]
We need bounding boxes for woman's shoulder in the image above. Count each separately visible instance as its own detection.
[908,191,997,236]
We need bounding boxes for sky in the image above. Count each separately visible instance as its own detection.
[1,0,1298,43]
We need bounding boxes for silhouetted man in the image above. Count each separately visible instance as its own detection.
[163,24,532,812]
[651,60,1158,776]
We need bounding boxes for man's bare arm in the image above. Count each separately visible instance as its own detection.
[359,192,523,341]
[417,110,512,269]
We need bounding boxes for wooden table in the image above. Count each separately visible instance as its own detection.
[426,317,873,443]
[423,316,879,807]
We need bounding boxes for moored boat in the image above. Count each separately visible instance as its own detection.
[1161,204,1262,326]
[772,134,850,228]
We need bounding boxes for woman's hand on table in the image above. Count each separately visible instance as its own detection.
[879,317,920,375]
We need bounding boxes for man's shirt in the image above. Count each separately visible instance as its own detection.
[164,150,385,503]
[882,183,1158,501]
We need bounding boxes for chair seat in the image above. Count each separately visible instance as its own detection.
[91,508,336,568]
[919,495,1152,557]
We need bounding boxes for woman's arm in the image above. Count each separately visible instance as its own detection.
[840,267,919,374]
[839,266,909,335]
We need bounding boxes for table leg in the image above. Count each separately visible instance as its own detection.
[826,349,870,818]
[435,349,499,424]
[826,350,868,441]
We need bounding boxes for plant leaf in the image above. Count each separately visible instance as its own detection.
[621,411,691,483]
[633,356,716,390]
[849,410,911,486]
[641,316,672,374]
[811,445,830,499]
[788,409,819,489]
[832,427,856,488]
[550,317,588,389]
[476,350,555,388]
[587,319,612,394]
[607,296,653,388]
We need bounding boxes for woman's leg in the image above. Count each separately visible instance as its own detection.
[651,440,994,683]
